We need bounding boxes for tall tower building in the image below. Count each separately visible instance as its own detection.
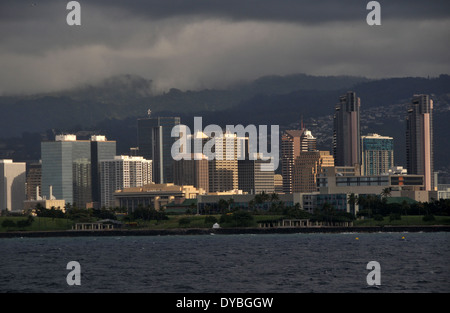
[281,130,302,194]
[238,155,275,195]
[281,128,317,193]
[406,94,434,191]
[293,151,334,193]
[137,116,180,184]
[361,133,394,176]
[301,130,317,152]
[333,91,361,168]
[0,159,26,212]
[173,153,209,193]
[208,132,242,192]
[26,161,42,201]
[90,135,117,204]
[99,156,152,208]
[41,135,116,208]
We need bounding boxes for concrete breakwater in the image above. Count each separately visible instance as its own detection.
[1,225,449,238]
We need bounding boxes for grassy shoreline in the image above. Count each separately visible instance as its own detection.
[1,214,449,233]
[1,225,450,239]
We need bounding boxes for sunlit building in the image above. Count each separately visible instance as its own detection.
[0,159,26,212]
[41,135,116,208]
[406,94,434,191]
[100,155,152,208]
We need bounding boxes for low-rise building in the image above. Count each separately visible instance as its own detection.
[23,199,66,213]
[114,183,205,211]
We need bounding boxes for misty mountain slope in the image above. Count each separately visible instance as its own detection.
[0,73,368,137]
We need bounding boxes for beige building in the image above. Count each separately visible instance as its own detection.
[114,183,205,211]
[274,174,283,193]
[23,199,66,213]
[0,159,26,212]
[281,129,317,193]
[318,166,429,201]
[208,132,242,192]
[406,94,434,191]
[293,151,334,193]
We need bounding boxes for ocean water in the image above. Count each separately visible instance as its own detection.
[0,232,449,293]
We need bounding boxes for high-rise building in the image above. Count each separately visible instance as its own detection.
[406,94,434,191]
[41,135,116,208]
[208,132,242,192]
[99,156,152,208]
[333,91,361,168]
[361,133,394,176]
[26,161,41,201]
[301,130,317,152]
[293,151,334,193]
[90,135,117,204]
[137,116,180,184]
[238,156,275,195]
[173,153,209,193]
[0,159,26,212]
[281,130,301,194]
[281,128,317,193]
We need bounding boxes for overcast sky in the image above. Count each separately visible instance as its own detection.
[0,0,449,95]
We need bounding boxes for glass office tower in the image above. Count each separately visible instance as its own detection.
[137,116,180,184]
[361,133,394,176]
[41,135,116,208]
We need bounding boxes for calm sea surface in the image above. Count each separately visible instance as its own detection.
[0,232,449,293]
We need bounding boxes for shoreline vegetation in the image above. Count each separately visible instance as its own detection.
[2,197,449,238]
[1,214,449,238]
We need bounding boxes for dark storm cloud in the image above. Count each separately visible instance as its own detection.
[0,0,449,95]
[2,0,450,23]
[106,0,450,23]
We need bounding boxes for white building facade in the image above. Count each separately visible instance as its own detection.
[0,159,26,212]
[100,156,152,208]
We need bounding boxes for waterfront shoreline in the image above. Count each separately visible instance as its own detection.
[1,225,449,238]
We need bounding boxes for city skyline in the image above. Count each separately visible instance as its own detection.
[2,90,441,212]
[0,1,449,213]
[1,1,450,298]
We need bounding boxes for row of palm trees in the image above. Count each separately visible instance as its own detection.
[215,191,283,213]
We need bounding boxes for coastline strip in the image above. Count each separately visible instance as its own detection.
[0,225,449,238]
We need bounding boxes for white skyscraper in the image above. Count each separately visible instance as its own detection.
[99,156,152,208]
[0,159,26,212]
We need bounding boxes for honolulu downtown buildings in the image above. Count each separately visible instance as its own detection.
[0,93,443,222]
